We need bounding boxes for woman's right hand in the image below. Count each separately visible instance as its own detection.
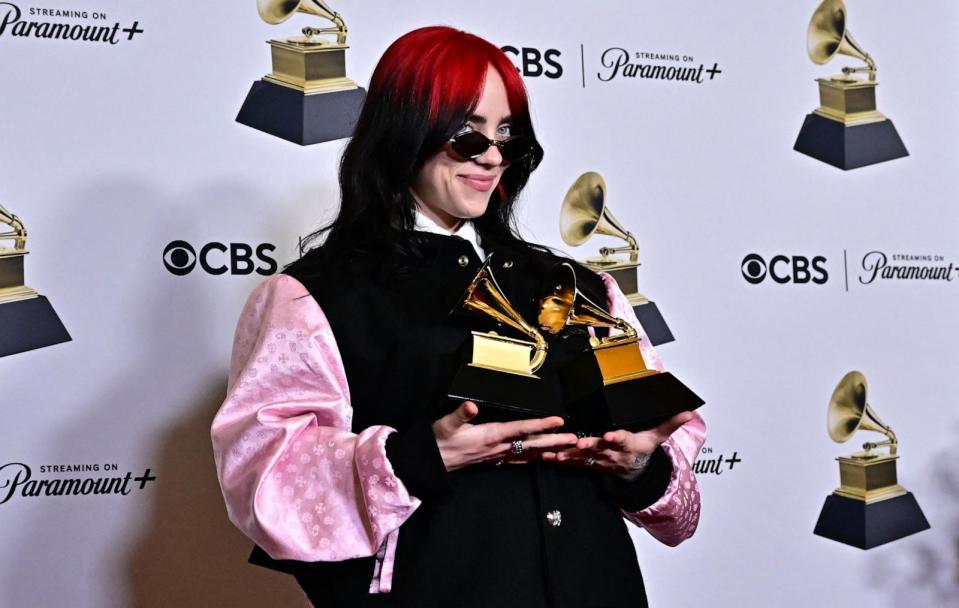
[432,401,579,472]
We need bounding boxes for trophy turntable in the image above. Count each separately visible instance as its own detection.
[447,256,564,422]
[0,203,70,357]
[813,371,930,549]
[793,0,908,169]
[538,262,703,434]
[560,171,673,346]
[236,0,366,145]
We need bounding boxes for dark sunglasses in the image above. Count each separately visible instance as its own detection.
[448,130,533,164]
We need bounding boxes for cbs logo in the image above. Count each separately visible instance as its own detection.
[501,46,563,79]
[741,253,828,285]
[163,241,277,276]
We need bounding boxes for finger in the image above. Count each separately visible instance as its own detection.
[651,411,694,440]
[457,401,479,422]
[495,416,566,441]
[555,448,601,462]
[601,430,629,446]
[438,401,478,433]
[575,437,603,451]
[520,433,579,451]
[555,449,611,467]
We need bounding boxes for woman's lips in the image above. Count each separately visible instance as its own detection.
[457,174,495,192]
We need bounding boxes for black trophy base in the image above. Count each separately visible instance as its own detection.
[562,350,704,434]
[633,300,674,346]
[449,364,566,424]
[236,80,367,145]
[0,295,71,358]
[813,492,930,550]
[793,113,909,170]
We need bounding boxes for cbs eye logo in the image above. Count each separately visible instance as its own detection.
[163,241,277,276]
[741,253,828,285]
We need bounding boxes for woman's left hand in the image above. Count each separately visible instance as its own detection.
[541,411,694,481]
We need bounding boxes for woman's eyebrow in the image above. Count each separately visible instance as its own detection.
[467,113,513,125]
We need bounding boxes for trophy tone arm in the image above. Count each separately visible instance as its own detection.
[301,2,347,46]
[598,231,639,264]
[0,203,27,251]
[861,426,897,456]
[840,53,877,82]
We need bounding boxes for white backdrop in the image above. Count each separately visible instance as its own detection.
[1,1,957,606]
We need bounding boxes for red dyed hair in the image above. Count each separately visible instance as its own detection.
[370,26,532,126]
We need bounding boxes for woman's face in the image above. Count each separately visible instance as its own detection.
[411,65,513,231]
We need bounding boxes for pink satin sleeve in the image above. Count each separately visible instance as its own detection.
[211,274,420,593]
[598,272,707,546]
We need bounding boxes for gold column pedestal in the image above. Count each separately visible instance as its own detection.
[264,40,359,95]
[814,78,886,126]
[583,258,650,307]
[834,453,906,503]
[592,337,658,386]
[0,250,38,304]
[469,331,540,378]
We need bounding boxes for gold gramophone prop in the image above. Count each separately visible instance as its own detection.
[793,0,908,170]
[538,262,702,434]
[236,0,366,145]
[813,371,929,549]
[447,256,564,422]
[561,171,673,346]
[0,203,70,358]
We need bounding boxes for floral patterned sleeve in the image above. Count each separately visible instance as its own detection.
[211,274,419,593]
[599,272,707,546]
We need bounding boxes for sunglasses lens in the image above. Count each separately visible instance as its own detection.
[450,132,533,164]
[450,131,491,158]
[499,137,532,163]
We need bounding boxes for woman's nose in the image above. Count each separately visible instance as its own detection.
[474,137,505,167]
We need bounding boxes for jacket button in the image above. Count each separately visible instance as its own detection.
[502,260,513,269]
[457,255,469,267]
[546,510,562,527]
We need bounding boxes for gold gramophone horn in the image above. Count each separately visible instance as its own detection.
[538,262,636,340]
[806,0,876,80]
[560,172,638,262]
[454,256,547,373]
[827,371,898,454]
[257,0,347,45]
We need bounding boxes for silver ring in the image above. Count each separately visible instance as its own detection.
[510,440,524,455]
[585,457,597,467]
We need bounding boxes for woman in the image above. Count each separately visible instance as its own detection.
[212,25,705,608]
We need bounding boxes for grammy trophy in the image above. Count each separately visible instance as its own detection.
[793,0,908,170]
[813,371,930,549]
[236,0,366,145]
[538,262,702,434]
[560,171,673,346]
[447,256,563,423]
[0,202,70,357]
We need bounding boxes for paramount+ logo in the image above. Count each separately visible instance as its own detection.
[741,253,828,285]
[163,240,277,277]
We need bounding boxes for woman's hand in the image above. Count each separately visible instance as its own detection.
[433,401,580,472]
[541,411,694,481]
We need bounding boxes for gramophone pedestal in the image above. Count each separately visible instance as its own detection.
[0,295,71,358]
[448,364,566,424]
[813,492,930,549]
[236,79,366,145]
[597,264,675,346]
[632,301,674,346]
[560,350,704,434]
[793,112,908,170]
